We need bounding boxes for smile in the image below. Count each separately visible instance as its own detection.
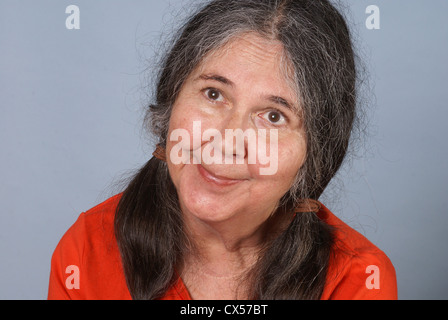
[197,164,245,187]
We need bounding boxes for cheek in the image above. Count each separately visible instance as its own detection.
[249,132,306,178]
[246,139,306,199]
[168,98,219,144]
[278,147,305,183]
[166,100,219,186]
[168,101,196,135]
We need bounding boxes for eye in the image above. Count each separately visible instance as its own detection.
[261,110,286,125]
[204,88,224,102]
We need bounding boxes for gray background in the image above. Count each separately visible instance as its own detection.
[0,0,447,299]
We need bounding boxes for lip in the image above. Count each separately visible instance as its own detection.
[197,164,244,187]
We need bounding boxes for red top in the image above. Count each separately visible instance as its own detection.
[47,194,397,300]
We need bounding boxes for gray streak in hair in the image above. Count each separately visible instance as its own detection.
[116,0,363,300]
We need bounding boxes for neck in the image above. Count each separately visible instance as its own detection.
[180,204,292,277]
[178,205,293,299]
[184,213,264,271]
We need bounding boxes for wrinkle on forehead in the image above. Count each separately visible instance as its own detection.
[207,32,286,70]
[226,33,284,66]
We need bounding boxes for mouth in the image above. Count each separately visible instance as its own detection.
[197,164,245,187]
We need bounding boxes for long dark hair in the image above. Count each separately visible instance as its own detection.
[115,0,359,300]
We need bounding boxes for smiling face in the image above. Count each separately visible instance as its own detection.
[166,33,307,230]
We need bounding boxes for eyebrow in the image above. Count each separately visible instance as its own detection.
[196,73,296,111]
[195,74,235,87]
[267,95,294,111]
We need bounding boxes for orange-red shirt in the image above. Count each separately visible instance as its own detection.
[47,194,397,300]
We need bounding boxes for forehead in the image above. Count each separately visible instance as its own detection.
[190,32,299,107]
[217,33,284,66]
[199,32,289,76]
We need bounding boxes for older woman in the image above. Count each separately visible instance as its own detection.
[48,0,397,300]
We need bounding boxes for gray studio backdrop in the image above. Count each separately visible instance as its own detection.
[1,0,447,299]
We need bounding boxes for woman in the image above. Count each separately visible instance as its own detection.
[48,0,397,300]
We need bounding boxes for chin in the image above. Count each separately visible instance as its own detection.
[171,164,245,221]
[179,187,241,224]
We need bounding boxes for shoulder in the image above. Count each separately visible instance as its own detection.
[55,193,122,255]
[318,204,398,300]
[75,193,122,242]
[48,194,130,299]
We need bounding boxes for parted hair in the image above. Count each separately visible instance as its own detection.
[115,0,359,300]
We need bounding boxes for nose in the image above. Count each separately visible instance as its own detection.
[218,110,251,164]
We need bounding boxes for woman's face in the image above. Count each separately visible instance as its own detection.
[166,33,306,229]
